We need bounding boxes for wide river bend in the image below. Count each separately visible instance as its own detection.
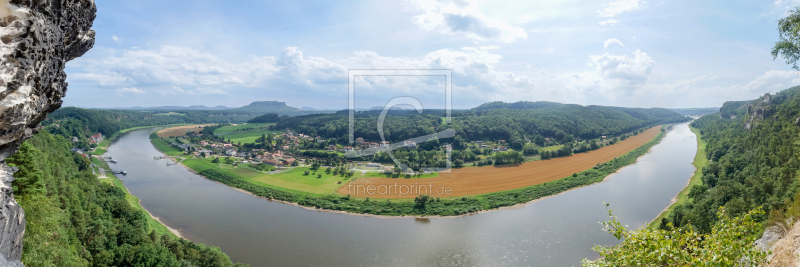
[105,122,697,266]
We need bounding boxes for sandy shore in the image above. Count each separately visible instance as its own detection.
[138,199,184,238]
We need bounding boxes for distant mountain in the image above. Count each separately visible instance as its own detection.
[669,107,720,116]
[472,101,577,111]
[472,101,686,121]
[231,101,300,113]
[113,105,232,111]
[101,101,336,116]
[231,101,337,115]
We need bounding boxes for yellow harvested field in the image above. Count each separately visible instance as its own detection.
[337,126,661,199]
[157,125,213,138]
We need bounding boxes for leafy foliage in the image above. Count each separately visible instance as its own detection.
[247,113,282,123]
[773,7,800,70]
[659,86,800,234]
[583,206,768,266]
[8,130,247,266]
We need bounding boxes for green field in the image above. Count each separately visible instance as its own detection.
[151,138,184,156]
[219,128,280,144]
[182,158,349,195]
[362,171,439,179]
[648,125,706,228]
[539,144,564,152]
[213,123,275,134]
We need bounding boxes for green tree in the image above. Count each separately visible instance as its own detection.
[583,205,767,266]
[6,142,46,196]
[211,158,220,163]
[414,195,430,208]
[773,7,800,69]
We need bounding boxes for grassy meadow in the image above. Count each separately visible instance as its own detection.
[213,123,274,134]
[150,138,185,156]
[182,158,349,195]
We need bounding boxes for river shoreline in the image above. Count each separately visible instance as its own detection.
[111,123,696,266]
[647,124,703,227]
[159,125,672,219]
[97,131,185,239]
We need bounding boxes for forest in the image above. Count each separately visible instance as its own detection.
[657,86,800,234]
[272,102,688,145]
[46,107,259,137]
[7,124,246,266]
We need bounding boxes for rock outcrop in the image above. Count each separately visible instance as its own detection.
[0,0,96,265]
[745,93,775,130]
[758,223,800,266]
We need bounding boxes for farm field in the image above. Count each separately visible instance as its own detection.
[182,158,349,195]
[337,126,662,198]
[157,124,213,137]
[213,123,274,134]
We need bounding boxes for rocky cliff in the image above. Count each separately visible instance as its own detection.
[744,93,775,130]
[0,0,96,265]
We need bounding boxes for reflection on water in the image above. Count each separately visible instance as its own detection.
[106,123,697,266]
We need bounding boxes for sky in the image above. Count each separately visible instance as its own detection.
[63,0,800,110]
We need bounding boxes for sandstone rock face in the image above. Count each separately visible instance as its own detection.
[0,0,97,265]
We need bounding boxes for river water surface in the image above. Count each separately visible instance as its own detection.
[105,122,697,266]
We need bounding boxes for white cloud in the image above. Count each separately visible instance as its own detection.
[112,35,122,43]
[604,38,625,49]
[598,19,618,26]
[70,46,281,94]
[730,70,800,92]
[409,0,527,43]
[598,0,640,17]
[71,73,128,86]
[591,49,655,86]
[73,43,799,109]
[194,87,228,95]
[69,44,665,107]
[116,87,144,95]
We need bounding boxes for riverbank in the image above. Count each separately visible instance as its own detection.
[170,125,669,217]
[95,126,188,238]
[647,125,706,228]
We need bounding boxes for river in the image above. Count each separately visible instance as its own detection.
[105,122,697,266]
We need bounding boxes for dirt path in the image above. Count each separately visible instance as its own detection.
[336,126,662,199]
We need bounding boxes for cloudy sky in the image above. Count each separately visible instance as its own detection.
[64,0,800,110]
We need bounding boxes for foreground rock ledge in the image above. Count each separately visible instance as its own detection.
[0,0,96,265]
